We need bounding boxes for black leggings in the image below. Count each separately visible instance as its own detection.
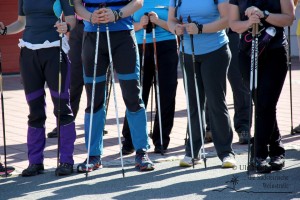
[239,46,287,159]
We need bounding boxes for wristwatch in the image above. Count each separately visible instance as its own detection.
[263,10,270,20]
[116,9,123,19]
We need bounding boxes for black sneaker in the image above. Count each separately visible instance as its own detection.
[121,141,134,155]
[0,162,15,175]
[269,156,285,171]
[47,128,58,138]
[154,146,167,154]
[204,130,213,143]
[22,164,44,177]
[293,124,300,133]
[238,130,249,145]
[55,163,73,176]
[255,158,272,173]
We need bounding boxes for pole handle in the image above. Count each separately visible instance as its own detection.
[252,23,259,37]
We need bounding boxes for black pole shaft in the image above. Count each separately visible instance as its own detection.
[56,19,63,169]
[150,82,154,137]
[0,49,8,176]
[288,26,294,135]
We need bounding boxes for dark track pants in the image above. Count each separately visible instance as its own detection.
[183,44,234,160]
[239,46,286,159]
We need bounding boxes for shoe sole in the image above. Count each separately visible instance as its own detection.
[77,164,103,173]
[179,159,202,167]
[22,169,44,177]
[55,169,74,176]
[135,163,155,171]
[222,162,236,168]
[256,167,272,173]
[0,169,14,175]
[269,162,285,171]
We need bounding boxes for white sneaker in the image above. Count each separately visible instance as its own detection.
[179,156,202,167]
[222,156,237,168]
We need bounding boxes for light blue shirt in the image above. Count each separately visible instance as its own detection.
[169,0,228,55]
[133,0,176,44]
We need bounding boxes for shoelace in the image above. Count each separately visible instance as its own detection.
[137,153,148,161]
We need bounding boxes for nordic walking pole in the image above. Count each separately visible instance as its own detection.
[85,21,100,179]
[53,0,63,170]
[103,67,112,136]
[288,26,294,135]
[248,23,259,173]
[253,23,259,172]
[253,22,260,171]
[152,22,164,155]
[0,49,8,177]
[187,16,207,168]
[179,16,195,168]
[140,13,148,94]
[139,13,154,138]
[149,80,154,138]
[106,23,125,178]
[56,16,63,170]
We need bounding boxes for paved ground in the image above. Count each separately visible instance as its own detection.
[0,151,299,200]
[0,57,299,199]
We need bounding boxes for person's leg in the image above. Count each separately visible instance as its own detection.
[69,21,84,118]
[43,47,76,175]
[77,32,108,172]
[204,101,213,143]
[19,48,47,176]
[152,39,178,151]
[227,31,251,144]
[201,45,235,167]
[121,42,154,154]
[182,53,205,160]
[113,30,154,171]
[239,47,287,173]
[256,47,287,171]
[47,21,85,138]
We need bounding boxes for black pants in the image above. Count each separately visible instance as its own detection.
[183,44,234,160]
[122,39,178,149]
[227,32,251,133]
[206,32,250,133]
[239,46,287,159]
[68,21,84,118]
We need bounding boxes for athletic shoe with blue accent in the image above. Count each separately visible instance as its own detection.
[77,156,102,173]
[135,149,154,171]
